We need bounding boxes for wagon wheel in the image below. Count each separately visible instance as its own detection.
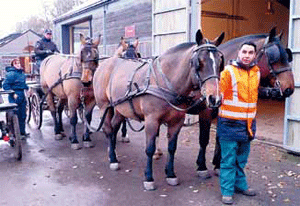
[12,114,22,160]
[78,106,84,122]
[26,96,31,123]
[31,92,43,129]
[6,110,22,160]
[64,105,84,122]
[64,105,70,118]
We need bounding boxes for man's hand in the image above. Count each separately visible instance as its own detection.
[13,93,18,99]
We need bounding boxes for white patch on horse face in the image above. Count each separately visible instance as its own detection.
[209,51,217,76]
[209,51,221,99]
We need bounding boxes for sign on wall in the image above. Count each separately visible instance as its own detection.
[125,25,135,38]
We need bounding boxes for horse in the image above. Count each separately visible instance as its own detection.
[193,27,294,178]
[40,34,100,149]
[93,29,225,190]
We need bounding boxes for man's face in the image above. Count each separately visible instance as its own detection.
[238,44,256,66]
[44,33,52,40]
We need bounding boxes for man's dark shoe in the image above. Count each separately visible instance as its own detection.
[236,188,257,196]
[222,196,234,205]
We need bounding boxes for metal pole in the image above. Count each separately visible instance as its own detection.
[103,5,107,55]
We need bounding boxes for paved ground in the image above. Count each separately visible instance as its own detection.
[0,99,299,206]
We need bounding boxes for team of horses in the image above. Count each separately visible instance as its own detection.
[38,27,294,190]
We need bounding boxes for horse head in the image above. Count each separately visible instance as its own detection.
[191,30,225,108]
[79,33,101,86]
[257,27,294,98]
[115,37,139,59]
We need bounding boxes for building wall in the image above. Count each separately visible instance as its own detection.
[201,0,289,44]
[54,0,289,57]
[54,0,152,57]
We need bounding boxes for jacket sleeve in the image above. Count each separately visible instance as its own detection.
[2,72,14,90]
[34,41,47,55]
[219,69,231,98]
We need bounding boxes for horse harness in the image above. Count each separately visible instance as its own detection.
[257,41,292,77]
[109,43,223,120]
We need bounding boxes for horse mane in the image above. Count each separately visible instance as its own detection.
[223,34,268,46]
[164,42,195,55]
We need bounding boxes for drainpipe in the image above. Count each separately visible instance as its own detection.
[190,0,200,41]
[103,4,107,55]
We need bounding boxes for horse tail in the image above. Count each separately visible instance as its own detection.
[82,105,112,133]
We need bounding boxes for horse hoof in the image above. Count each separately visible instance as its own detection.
[143,181,156,191]
[71,143,81,150]
[55,134,63,140]
[110,163,119,171]
[121,136,130,143]
[166,177,179,186]
[83,141,94,148]
[214,169,220,176]
[197,170,212,179]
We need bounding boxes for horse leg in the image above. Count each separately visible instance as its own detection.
[57,99,66,137]
[153,131,163,160]
[164,122,183,186]
[143,118,160,190]
[212,134,221,175]
[68,98,80,150]
[196,115,212,179]
[82,101,96,148]
[120,119,130,143]
[103,108,121,170]
[47,93,63,140]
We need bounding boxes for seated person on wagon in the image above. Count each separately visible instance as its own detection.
[34,29,60,72]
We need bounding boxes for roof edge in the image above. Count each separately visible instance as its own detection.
[53,0,115,24]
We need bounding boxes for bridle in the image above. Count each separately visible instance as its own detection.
[191,43,224,90]
[257,42,292,77]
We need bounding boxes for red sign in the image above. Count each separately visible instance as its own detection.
[125,25,135,38]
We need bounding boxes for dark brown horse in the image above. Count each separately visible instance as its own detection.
[193,27,294,178]
[40,34,100,149]
[93,29,225,190]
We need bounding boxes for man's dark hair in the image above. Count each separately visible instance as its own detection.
[239,41,257,52]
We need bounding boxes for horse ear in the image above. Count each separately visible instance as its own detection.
[213,32,225,46]
[80,33,86,45]
[195,29,203,45]
[269,27,277,41]
[277,31,283,40]
[286,48,293,62]
[133,37,139,48]
[120,37,127,50]
[93,34,101,47]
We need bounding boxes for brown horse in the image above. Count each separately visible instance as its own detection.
[93,29,225,190]
[40,34,100,149]
[193,27,294,178]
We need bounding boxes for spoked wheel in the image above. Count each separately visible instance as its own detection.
[64,105,84,122]
[26,96,31,123]
[12,114,22,160]
[31,93,43,129]
[6,111,22,160]
[64,105,70,118]
[78,106,84,122]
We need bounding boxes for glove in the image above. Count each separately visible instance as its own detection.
[45,49,53,54]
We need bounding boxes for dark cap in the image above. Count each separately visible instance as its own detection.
[44,29,52,34]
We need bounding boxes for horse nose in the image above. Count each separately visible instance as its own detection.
[283,88,294,97]
[207,95,222,108]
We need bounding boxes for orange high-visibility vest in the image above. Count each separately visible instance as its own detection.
[218,64,260,137]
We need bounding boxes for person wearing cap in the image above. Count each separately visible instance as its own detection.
[34,29,59,69]
[2,58,29,139]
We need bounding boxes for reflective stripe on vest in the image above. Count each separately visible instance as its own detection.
[219,66,260,120]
